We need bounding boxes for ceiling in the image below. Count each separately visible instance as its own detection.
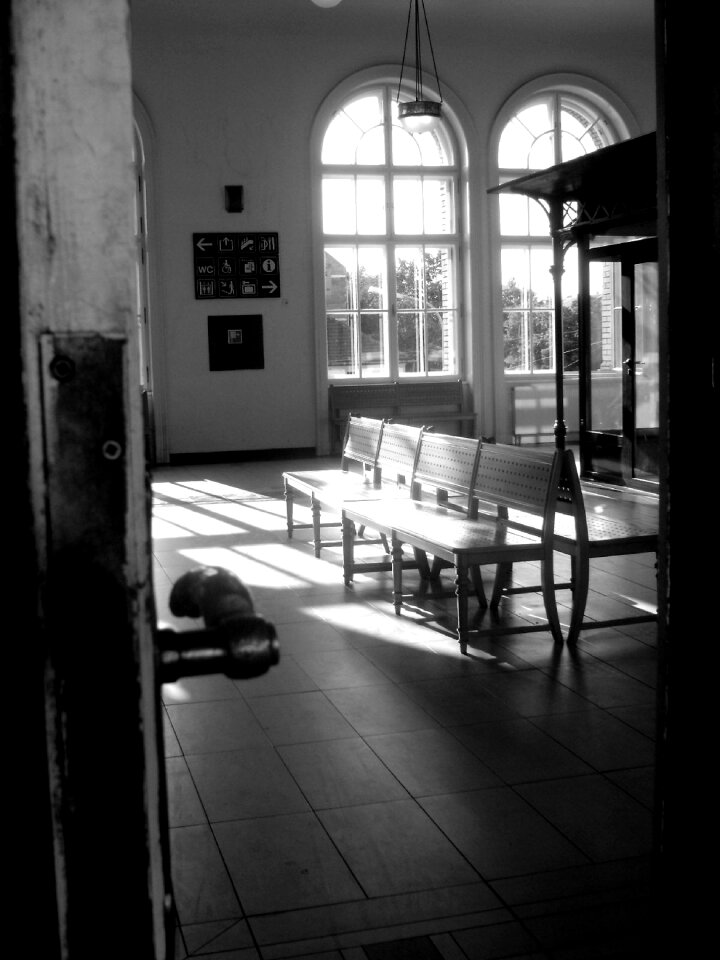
[132,0,654,37]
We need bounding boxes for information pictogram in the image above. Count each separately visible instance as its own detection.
[193,233,280,299]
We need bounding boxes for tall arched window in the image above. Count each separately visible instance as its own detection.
[319,82,461,380]
[496,81,634,374]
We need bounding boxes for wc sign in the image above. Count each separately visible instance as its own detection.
[193,232,280,299]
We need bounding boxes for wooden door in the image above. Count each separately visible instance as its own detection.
[8,2,172,957]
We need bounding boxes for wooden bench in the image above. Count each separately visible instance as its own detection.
[329,379,475,452]
[341,429,482,584]
[341,442,565,651]
[282,419,423,559]
[480,447,659,644]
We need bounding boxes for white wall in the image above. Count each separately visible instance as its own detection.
[130,1,656,459]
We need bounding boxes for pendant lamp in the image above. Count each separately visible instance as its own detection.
[396,0,443,133]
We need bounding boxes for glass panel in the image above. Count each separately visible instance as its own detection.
[360,313,388,376]
[531,309,553,370]
[425,247,455,309]
[326,313,357,378]
[501,245,553,372]
[588,260,623,429]
[357,247,386,309]
[356,178,386,234]
[322,179,356,233]
[322,94,385,164]
[498,100,552,168]
[322,113,362,164]
[427,310,453,372]
[394,179,424,234]
[423,178,454,233]
[398,312,421,373]
[499,193,549,236]
[324,247,357,310]
[392,125,423,165]
[396,246,424,307]
[633,261,659,478]
[528,130,555,169]
[356,125,386,165]
[503,310,526,371]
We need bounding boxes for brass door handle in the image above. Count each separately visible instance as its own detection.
[156,567,279,682]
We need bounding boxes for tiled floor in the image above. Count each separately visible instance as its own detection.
[152,455,661,960]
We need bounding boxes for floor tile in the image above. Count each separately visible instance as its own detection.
[419,787,587,879]
[397,676,519,726]
[185,746,310,821]
[166,698,271,755]
[213,812,365,913]
[166,756,207,826]
[515,774,653,861]
[364,728,502,795]
[317,799,480,897]
[236,655,319,698]
[170,824,241,924]
[277,737,410,809]
[324,683,439,736]
[451,717,593,784]
[529,707,655,770]
[246,690,359,744]
[289,646,397,688]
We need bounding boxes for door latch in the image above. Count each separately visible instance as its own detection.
[156,566,279,682]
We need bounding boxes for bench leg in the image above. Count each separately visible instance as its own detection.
[490,562,513,609]
[454,559,470,653]
[342,515,356,585]
[540,555,564,645]
[470,565,488,609]
[283,479,294,538]
[392,538,405,614]
[565,548,590,645]
[311,497,323,557]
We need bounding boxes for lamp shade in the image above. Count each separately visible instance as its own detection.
[398,98,442,133]
[311,0,343,7]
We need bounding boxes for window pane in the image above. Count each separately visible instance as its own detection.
[398,312,421,373]
[531,309,553,370]
[327,313,357,378]
[423,178,454,233]
[426,311,453,372]
[392,125,423,165]
[322,112,362,164]
[360,313,388,376]
[357,247,386,309]
[324,247,357,309]
[395,246,423,307]
[499,193,549,237]
[503,310,526,371]
[356,178,386,233]
[323,179,356,233]
[425,247,455,308]
[394,179,424,233]
[356,125,386,165]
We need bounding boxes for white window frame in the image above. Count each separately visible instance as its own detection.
[310,66,473,453]
[487,74,639,442]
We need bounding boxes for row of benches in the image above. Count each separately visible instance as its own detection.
[282,416,658,650]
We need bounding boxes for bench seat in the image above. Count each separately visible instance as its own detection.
[342,443,564,650]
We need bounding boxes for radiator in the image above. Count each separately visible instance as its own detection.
[511,382,579,443]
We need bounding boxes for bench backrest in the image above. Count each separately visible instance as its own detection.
[411,431,480,508]
[471,442,563,534]
[340,415,384,467]
[376,421,424,486]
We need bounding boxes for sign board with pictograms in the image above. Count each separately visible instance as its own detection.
[193,233,280,299]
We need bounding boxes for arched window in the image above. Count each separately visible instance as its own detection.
[318,81,461,380]
[495,81,634,374]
